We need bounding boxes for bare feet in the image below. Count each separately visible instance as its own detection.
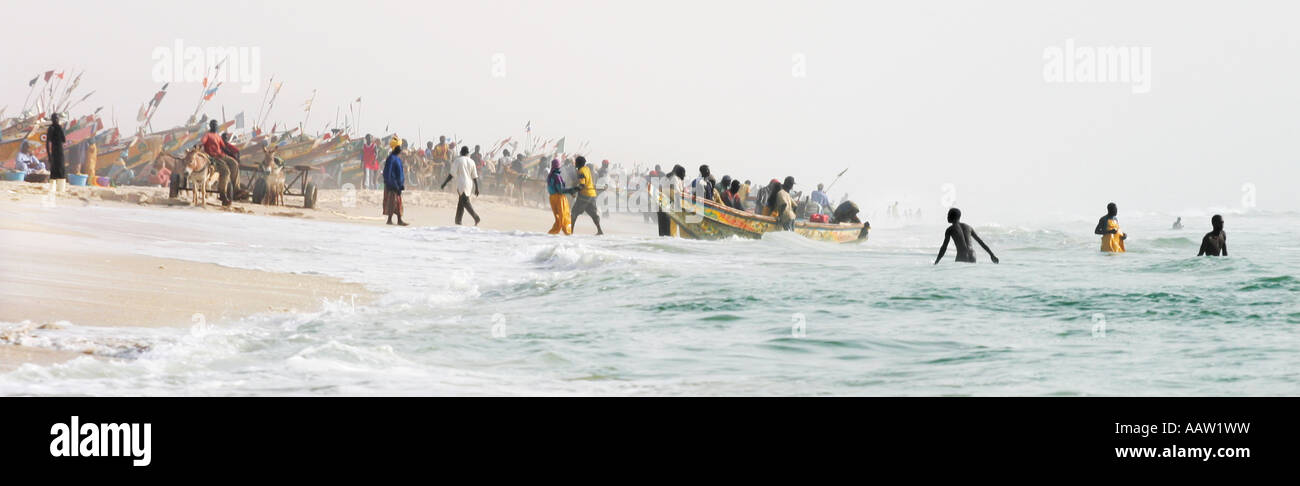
[397,221,409,226]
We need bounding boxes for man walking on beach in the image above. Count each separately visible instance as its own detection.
[570,156,603,235]
[441,146,481,225]
[383,145,408,226]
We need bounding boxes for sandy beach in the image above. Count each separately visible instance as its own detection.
[0,179,647,371]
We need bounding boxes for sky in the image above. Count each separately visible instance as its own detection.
[6,0,1299,222]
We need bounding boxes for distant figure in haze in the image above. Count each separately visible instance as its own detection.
[441,146,481,226]
[1172,217,1183,230]
[362,134,378,190]
[1197,215,1227,256]
[1094,202,1127,253]
[934,208,999,264]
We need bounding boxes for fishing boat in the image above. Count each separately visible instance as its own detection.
[658,191,869,244]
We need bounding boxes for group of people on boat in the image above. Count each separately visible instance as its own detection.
[645,163,864,238]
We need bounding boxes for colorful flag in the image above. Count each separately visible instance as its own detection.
[137,104,148,122]
[43,71,54,82]
[203,82,222,101]
[149,90,167,107]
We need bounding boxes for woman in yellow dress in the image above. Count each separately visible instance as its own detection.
[546,159,573,235]
[1095,202,1127,253]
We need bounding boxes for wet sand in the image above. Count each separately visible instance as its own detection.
[0,179,651,371]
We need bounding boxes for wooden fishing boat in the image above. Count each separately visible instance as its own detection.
[658,191,869,243]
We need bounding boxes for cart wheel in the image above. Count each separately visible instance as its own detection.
[304,182,318,209]
[169,173,182,198]
[251,177,267,204]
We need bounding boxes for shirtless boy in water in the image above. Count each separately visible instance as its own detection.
[935,207,999,264]
[1198,215,1228,256]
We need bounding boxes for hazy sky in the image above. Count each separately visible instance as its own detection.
[8,0,1299,221]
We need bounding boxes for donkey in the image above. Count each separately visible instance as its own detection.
[260,143,285,206]
[181,146,216,207]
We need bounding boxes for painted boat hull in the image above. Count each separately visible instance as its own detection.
[659,192,868,243]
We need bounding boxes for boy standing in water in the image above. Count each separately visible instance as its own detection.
[934,207,999,264]
[1198,215,1228,256]
[1095,202,1128,253]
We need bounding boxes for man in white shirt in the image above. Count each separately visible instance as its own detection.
[440,146,481,225]
[810,183,832,214]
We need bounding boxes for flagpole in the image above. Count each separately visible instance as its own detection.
[259,83,281,132]
[43,71,64,115]
[824,168,850,192]
[255,75,273,131]
[20,76,40,114]
[302,90,316,136]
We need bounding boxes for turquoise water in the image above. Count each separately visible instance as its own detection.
[1,204,1297,395]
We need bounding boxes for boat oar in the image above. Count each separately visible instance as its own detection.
[824,167,849,192]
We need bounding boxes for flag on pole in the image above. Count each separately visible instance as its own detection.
[525,121,531,133]
[43,71,54,82]
[137,104,148,122]
[149,89,167,107]
[555,137,566,153]
[303,91,316,111]
[203,82,222,101]
[64,72,81,93]
[28,75,38,87]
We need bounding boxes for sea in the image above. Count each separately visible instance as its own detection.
[2,203,1297,396]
